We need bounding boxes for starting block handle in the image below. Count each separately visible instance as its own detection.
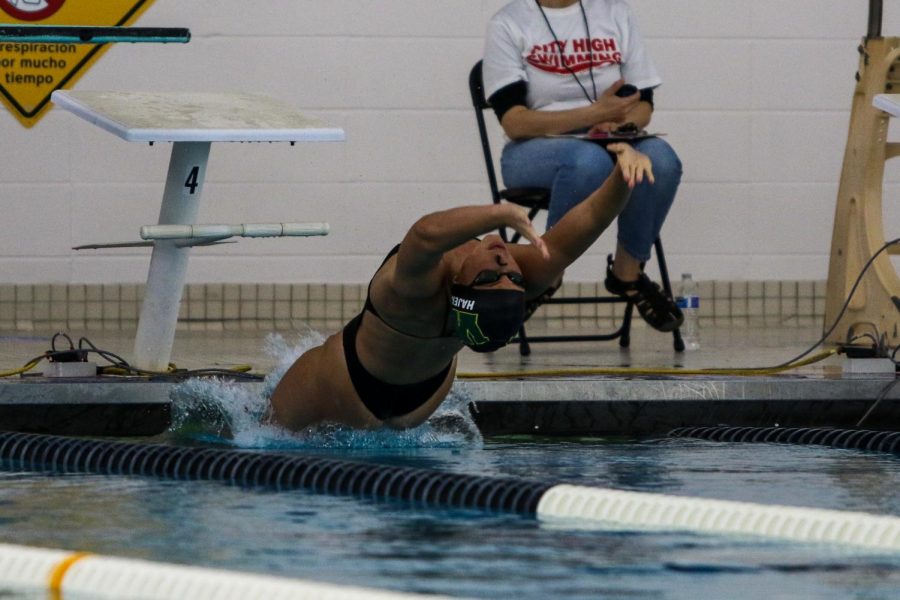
[0,25,191,44]
[140,222,330,240]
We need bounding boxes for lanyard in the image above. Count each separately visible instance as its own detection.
[534,0,598,102]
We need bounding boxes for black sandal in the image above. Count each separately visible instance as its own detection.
[523,279,562,322]
[604,255,684,332]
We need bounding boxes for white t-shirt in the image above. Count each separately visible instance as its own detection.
[483,0,661,113]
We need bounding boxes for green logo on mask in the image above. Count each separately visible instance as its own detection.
[451,309,490,346]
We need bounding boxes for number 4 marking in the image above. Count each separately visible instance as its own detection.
[184,166,200,194]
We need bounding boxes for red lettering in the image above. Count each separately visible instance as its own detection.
[591,38,617,52]
[528,38,623,73]
[533,41,566,55]
[529,51,559,67]
[591,52,622,66]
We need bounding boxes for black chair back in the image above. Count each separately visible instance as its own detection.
[468,60,503,206]
[468,60,549,243]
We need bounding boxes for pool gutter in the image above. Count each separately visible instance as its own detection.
[0,374,898,437]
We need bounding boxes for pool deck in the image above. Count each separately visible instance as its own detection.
[2,322,898,438]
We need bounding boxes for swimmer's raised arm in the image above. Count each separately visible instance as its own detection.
[512,143,652,293]
[392,204,547,298]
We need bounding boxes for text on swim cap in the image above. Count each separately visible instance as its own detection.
[451,296,475,311]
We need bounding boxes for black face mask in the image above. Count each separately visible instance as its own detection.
[467,337,513,354]
[449,284,525,353]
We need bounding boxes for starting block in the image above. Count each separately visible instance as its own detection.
[53,90,344,371]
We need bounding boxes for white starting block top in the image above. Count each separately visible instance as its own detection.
[874,94,900,118]
[52,90,343,371]
[51,90,345,143]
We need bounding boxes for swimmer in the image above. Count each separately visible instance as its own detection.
[270,143,653,431]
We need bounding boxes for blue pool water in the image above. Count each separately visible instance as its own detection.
[1,334,899,599]
[1,437,900,599]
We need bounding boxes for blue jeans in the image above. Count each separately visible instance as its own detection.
[500,136,682,262]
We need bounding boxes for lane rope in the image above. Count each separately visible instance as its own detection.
[537,485,900,551]
[0,543,456,600]
[1,431,899,552]
[48,551,92,592]
[669,426,900,453]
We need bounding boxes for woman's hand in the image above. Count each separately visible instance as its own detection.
[497,204,550,259]
[587,122,618,135]
[588,79,640,126]
[607,143,654,189]
[499,79,646,140]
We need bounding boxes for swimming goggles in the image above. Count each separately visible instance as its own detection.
[470,270,525,287]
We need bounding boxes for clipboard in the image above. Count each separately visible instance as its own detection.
[548,130,665,142]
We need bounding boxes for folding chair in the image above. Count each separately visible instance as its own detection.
[468,60,685,355]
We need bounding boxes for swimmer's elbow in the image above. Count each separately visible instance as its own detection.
[407,218,445,254]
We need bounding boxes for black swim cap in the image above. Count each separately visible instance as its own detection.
[449,284,525,353]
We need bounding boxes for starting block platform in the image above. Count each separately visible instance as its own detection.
[52,90,344,374]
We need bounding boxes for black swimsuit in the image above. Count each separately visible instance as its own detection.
[342,245,453,420]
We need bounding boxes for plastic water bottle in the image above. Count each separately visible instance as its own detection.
[676,273,700,351]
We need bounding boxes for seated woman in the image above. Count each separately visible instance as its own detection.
[483,0,683,332]
[269,144,652,432]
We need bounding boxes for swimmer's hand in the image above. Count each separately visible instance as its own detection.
[501,204,550,260]
[607,143,654,189]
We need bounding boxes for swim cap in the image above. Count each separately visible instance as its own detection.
[449,284,525,353]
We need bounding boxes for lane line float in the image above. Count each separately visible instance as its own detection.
[0,543,458,600]
[1,431,900,552]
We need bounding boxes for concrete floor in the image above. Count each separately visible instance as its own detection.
[0,321,836,377]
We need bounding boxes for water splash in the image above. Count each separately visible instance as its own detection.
[170,332,482,449]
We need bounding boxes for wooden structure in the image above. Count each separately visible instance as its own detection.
[825,1,900,345]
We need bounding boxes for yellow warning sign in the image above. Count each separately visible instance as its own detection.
[0,0,157,127]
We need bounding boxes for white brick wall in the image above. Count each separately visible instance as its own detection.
[2,0,899,284]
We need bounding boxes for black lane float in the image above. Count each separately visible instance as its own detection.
[669,426,900,454]
[0,431,551,514]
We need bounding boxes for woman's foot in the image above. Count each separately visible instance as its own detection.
[604,255,683,332]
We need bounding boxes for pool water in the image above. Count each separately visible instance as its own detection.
[1,437,900,599]
[1,337,899,600]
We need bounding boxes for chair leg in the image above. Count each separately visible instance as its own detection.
[653,237,686,353]
[517,324,531,356]
[619,302,634,348]
[503,237,682,353]
[672,329,686,352]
